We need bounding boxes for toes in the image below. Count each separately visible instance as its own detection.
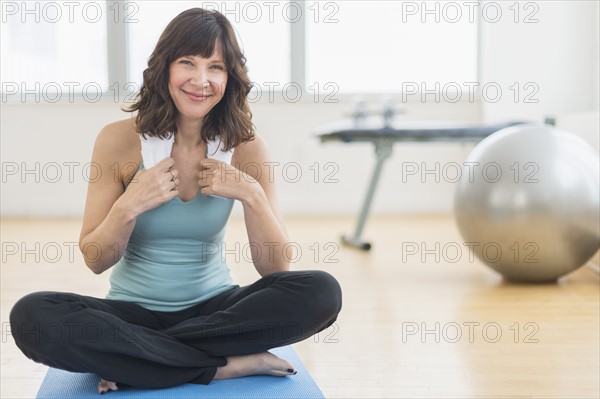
[97,379,118,394]
[268,368,296,377]
[283,364,296,374]
[270,369,290,377]
[281,361,296,374]
[259,352,297,377]
[98,383,108,394]
[269,353,296,375]
[273,366,296,376]
[267,367,298,377]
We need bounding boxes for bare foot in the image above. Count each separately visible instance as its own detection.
[97,379,118,394]
[214,352,297,380]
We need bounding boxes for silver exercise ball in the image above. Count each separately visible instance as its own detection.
[454,124,600,282]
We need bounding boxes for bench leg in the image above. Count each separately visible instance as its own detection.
[342,139,394,250]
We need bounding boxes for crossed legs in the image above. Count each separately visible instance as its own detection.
[10,270,342,390]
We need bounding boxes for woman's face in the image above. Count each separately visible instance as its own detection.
[168,42,228,124]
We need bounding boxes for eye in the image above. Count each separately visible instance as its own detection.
[211,65,225,71]
[179,59,193,66]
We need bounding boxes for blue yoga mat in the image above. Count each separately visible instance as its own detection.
[36,346,324,398]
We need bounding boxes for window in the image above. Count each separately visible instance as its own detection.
[305,1,478,94]
[1,1,478,100]
[1,1,108,99]
[127,1,290,88]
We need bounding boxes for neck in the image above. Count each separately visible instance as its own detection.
[175,117,204,149]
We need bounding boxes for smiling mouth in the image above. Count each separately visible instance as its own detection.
[183,90,211,101]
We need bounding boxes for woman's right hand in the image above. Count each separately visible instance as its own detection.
[120,157,180,216]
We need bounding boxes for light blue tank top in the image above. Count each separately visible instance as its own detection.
[105,137,236,312]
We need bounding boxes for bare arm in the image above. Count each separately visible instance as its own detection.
[79,122,179,274]
[198,135,291,276]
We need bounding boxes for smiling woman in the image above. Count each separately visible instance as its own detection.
[125,8,254,151]
[9,7,342,394]
[168,51,229,125]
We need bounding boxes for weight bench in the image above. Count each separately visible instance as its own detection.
[316,120,525,250]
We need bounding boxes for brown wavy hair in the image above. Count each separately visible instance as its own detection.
[125,8,255,151]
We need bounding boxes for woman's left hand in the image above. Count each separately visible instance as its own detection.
[197,158,259,201]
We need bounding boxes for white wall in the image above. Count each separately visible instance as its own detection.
[480,0,598,122]
[2,0,598,217]
[0,98,480,216]
[594,0,600,112]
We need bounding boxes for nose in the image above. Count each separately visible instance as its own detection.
[189,68,213,90]
[190,75,210,89]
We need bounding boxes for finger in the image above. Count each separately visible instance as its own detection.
[165,181,179,197]
[160,173,178,191]
[156,157,176,172]
[165,169,177,183]
[198,178,209,188]
[197,171,211,186]
[163,171,175,184]
[167,168,178,178]
[199,186,212,196]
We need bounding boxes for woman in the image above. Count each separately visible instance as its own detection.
[10,8,342,394]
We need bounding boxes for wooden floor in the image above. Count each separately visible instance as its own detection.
[1,215,599,398]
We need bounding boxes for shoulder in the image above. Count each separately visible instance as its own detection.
[94,118,140,160]
[96,118,139,150]
[231,134,272,184]
[92,118,141,184]
[232,134,269,165]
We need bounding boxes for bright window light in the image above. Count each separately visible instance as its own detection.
[127,1,290,89]
[1,0,108,97]
[306,1,478,94]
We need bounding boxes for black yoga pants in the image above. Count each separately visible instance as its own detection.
[9,270,342,389]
